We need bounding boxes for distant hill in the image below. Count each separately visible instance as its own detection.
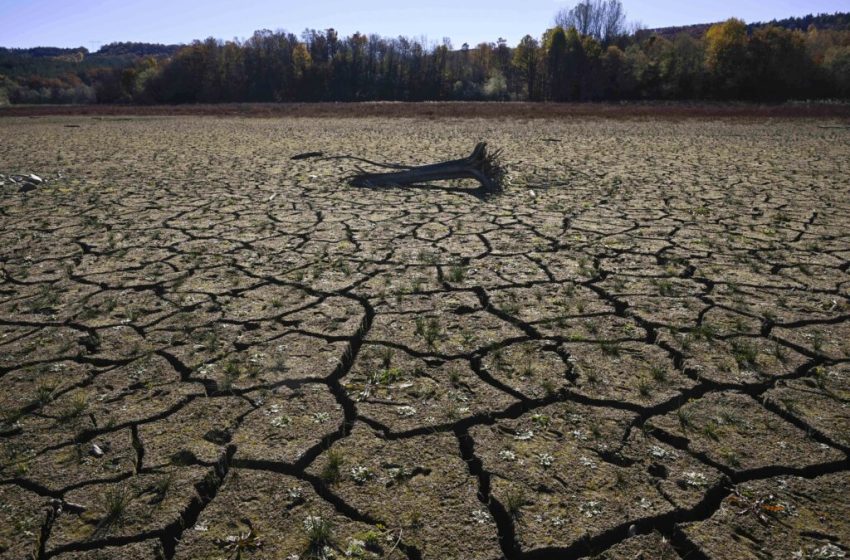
[0,42,181,81]
[0,46,89,58]
[96,42,182,57]
[750,11,850,33]
[642,23,712,40]
[646,11,850,40]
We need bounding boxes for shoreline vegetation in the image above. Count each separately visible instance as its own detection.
[2,101,850,119]
[1,5,849,107]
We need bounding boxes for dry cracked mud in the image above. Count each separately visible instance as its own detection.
[0,115,848,559]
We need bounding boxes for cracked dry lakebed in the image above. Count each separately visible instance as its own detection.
[0,115,849,560]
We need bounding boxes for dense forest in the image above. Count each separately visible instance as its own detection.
[1,2,848,105]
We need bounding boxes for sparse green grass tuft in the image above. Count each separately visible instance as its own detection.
[731,339,759,370]
[504,488,527,519]
[303,515,333,554]
[447,264,466,283]
[677,408,694,431]
[414,316,442,348]
[321,449,344,484]
[100,486,132,530]
[58,392,88,423]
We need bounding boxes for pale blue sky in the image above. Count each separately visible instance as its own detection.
[1,0,847,49]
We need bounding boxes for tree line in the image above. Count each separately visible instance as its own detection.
[2,2,849,105]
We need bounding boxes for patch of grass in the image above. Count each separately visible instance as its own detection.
[721,449,742,468]
[731,339,759,370]
[638,378,653,398]
[693,322,717,342]
[702,420,721,441]
[414,316,442,348]
[649,365,667,383]
[354,529,383,550]
[531,413,550,427]
[779,397,799,415]
[100,486,132,530]
[491,348,507,371]
[58,392,88,423]
[377,346,394,369]
[719,411,742,428]
[500,299,521,316]
[771,340,787,363]
[320,449,344,484]
[656,279,675,296]
[447,264,466,283]
[35,380,58,406]
[677,408,695,431]
[504,488,526,519]
[418,249,438,265]
[371,367,403,385]
[600,341,620,357]
[811,331,825,352]
[303,515,333,554]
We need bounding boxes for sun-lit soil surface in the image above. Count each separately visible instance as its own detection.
[0,115,848,559]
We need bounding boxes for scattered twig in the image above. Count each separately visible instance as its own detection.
[386,528,403,558]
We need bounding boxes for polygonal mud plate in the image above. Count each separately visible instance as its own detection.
[683,473,850,559]
[567,341,695,407]
[619,430,725,511]
[489,284,616,331]
[139,396,251,466]
[83,355,199,427]
[715,286,847,325]
[51,540,163,559]
[0,326,83,368]
[583,532,683,559]
[233,384,345,464]
[5,428,137,492]
[46,466,207,554]
[0,280,100,323]
[218,283,319,322]
[284,296,366,338]
[368,294,525,357]
[71,287,178,328]
[357,265,442,304]
[306,424,504,558]
[762,366,850,449]
[600,294,708,334]
[648,391,844,472]
[194,335,347,391]
[0,484,49,558]
[656,330,810,385]
[773,323,850,361]
[556,313,648,344]
[457,254,552,287]
[0,359,93,425]
[173,469,386,560]
[470,403,675,551]
[173,264,258,294]
[350,353,519,434]
[479,340,574,399]
[86,325,157,362]
[143,293,223,333]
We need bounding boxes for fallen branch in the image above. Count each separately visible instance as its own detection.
[290,151,325,160]
[349,142,506,197]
